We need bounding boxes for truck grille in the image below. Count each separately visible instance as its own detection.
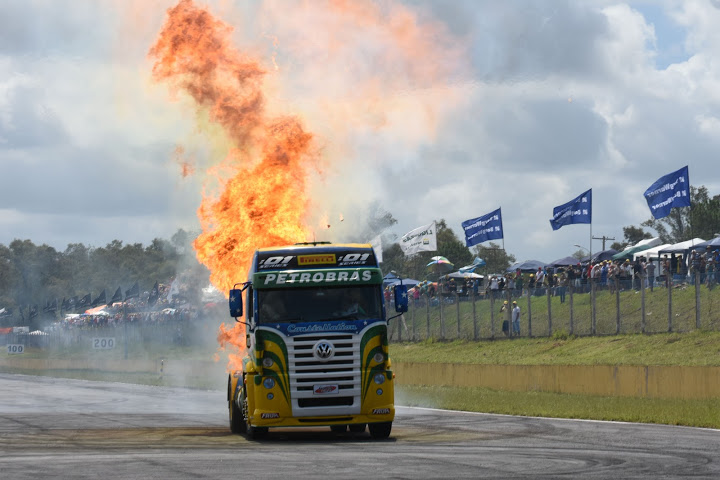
[287,332,361,416]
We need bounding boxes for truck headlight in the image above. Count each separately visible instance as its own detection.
[263,377,276,389]
[262,357,274,368]
[373,352,385,364]
[373,373,385,385]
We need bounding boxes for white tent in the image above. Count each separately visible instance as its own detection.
[658,238,706,255]
[633,244,672,261]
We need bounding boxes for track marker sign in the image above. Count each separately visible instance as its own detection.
[92,338,116,350]
[7,344,24,354]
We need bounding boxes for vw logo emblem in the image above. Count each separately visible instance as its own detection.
[313,340,335,361]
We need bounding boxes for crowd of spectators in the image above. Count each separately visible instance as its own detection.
[399,247,720,307]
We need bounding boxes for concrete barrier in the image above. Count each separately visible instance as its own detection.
[393,362,720,400]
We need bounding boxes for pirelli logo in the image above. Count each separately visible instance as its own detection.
[297,254,336,266]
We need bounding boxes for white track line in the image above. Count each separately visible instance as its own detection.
[398,405,720,432]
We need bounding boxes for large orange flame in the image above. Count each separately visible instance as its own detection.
[149,0,317,370]
[150,0,316,291]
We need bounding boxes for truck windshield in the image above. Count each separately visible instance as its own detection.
[257,285,382,324]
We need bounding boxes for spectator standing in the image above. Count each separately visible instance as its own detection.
[535,268,545,295]
[557,269,568,303]
[515,272,524,295]
[632,258,643,291]
[690,251,702,284]
[607,261,617,294]
[511,301,521,336]
[490,276,499,299]
[645,259,656,292]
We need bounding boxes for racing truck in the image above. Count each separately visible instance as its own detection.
[227,242,408,439]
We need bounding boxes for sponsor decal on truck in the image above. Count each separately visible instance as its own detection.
[313,384,339,395]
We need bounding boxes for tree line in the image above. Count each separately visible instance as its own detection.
[378,185,720,280]
[0,229,209,326]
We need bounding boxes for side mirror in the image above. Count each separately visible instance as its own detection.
[394,284,408,313]
[229,288,243,318]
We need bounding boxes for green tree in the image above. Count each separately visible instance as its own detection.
[472,241,516,274]
[642,186,720,243]
[378,243,405,278]
[611,225,653,251]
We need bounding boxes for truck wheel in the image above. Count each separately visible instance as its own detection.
[368,422,392,439]
[330,425,347,433]
[348,423,366,433]
[228,377,245,435]
[229,399,244,434]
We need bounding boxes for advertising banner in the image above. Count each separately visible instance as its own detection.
[643,166,690,219]
[462,208,503,247]
[549,189,592,231]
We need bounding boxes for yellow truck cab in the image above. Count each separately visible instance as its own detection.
[227,242,408,439]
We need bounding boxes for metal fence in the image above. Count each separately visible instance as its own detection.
[389,272,720,342]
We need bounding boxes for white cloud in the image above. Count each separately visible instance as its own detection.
[1,0,719,266]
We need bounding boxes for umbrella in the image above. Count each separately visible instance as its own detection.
[446,271,484,279]
[581,249,619,263]
[459,257,486,273]
[427,256,454,274]
[507,260,547,273]
[388,278,421,287]
[548,256,580,267]
[382,272,400,288]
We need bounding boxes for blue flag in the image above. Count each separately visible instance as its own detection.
[643,166,690,219]
[462,208,503,247]
[549,189,592,231]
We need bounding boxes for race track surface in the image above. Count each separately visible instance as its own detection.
[0,373,718,479]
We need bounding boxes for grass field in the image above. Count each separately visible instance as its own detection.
[397,385,720,429]
[393,283,720,341]
[391,330,720,366]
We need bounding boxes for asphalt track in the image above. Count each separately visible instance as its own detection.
[0,373,718,479]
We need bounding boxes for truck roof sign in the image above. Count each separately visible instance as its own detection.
[255,248,377,271]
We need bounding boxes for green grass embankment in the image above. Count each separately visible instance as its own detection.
[396,284,720,340]
[389,330,720,429]
[390,330,720,366]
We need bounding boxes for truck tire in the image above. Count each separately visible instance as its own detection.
[368,422,392,439]
[229,398,244,434]
[228,377,245,434]
[348,423,366,433]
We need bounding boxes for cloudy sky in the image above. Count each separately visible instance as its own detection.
[1,0,719,266]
